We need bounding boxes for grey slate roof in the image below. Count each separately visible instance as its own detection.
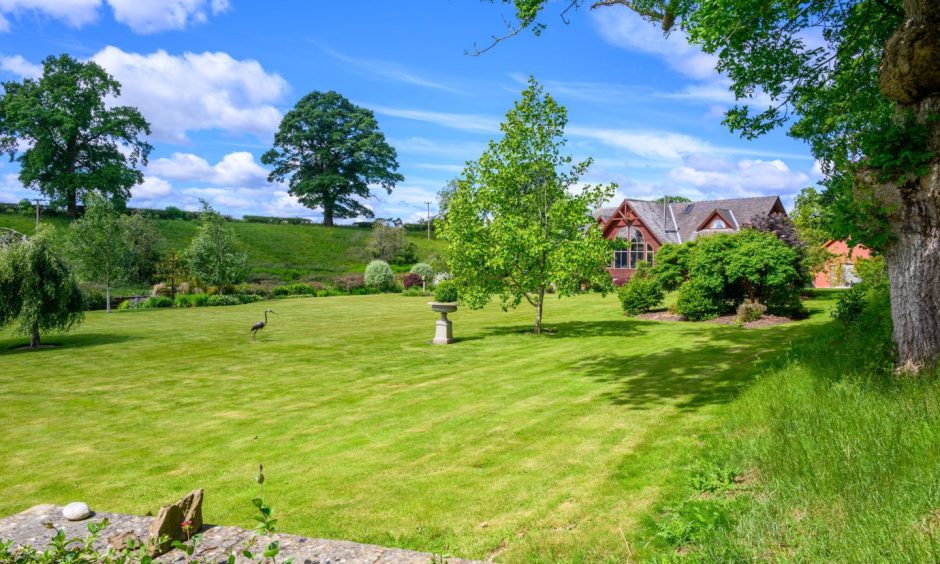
[594,195,784,245]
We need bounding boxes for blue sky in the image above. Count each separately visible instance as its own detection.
[0,1,819,222]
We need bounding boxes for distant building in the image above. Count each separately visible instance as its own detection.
[593,196,787,285]
[813,240,871,288]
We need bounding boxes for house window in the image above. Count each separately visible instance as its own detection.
[630,231,645,268]
[646,243,654,265]
[711,218,727,229]
[613,249,629,269]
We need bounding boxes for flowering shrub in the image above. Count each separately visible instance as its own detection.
[333,273,365,291]
[402,272,423,289]
[432,271,452,286]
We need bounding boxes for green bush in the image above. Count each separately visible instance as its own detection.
[272,283,316,296]
[207,294,240,307]
[174,293,210,308]
[410,262,434,280]
[145,296,173,308]
[736,300,767,323]
[433,279,458,303]
[675,278,725,320]
[82,289,107,311]
[364,260,394,289]
[855,255,887,287]
[653,242,695,291]
[617,264,664,316]
[236,294,264,304]
[831,285,867,323]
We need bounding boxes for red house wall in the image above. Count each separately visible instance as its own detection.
[814,240,871,288]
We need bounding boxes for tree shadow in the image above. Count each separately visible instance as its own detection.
[0,333,136,355]
[569,322,817,411]
[481,319,651,339]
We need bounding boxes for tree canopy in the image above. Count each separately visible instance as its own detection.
[0,54,152,216]
[440,78,614,334]
[0,227,84,348]
[262,91,404,226]
[186,201,248,293]
[66,192,129,312]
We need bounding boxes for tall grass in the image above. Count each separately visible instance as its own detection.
[646,289,940,561]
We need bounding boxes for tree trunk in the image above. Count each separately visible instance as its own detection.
[534,288,545,334]
[106,286,111,313]
[323,207,334,227]
[66,187,78,218]
[876,0,940,369]
[30,326,40,348]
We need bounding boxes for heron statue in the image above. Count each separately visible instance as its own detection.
[251,309,275,340]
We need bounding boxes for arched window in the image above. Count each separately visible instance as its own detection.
[711,219,727,229]
[630,231,645,269]
[646,243,654,265]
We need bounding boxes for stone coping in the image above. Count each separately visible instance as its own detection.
[0,505,484,563]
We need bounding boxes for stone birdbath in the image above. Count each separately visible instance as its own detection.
[428,302,458,344]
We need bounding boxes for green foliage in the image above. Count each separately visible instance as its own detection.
[653,195,691,204]
[272,283,317,296]
[856,255,887,287]
[366,223,418,265]
[81,288,107,311]
[145,296,173,308]
[186,201,248,293]
[207,295,241,307]
[66,192,129,311]
[364,259,394,289]
[652,242,694,291]
[410,262,435,280]
[261,90,403,226]
[831,285,868,324]
[0,228,83,346]
[440,78,614,332]
[121,211,162,286]
[174,293,210,308]
[675,278,725,321]
[656,498,733,548]
[617,263,664,316]
[155,249,188,299]
[433,279,458,303]
[0,54,151,213]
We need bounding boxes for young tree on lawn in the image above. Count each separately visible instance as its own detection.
[0,228,84,348]
[67,192,129,313]
[186,201,248,293]
[121,211,162,286]
[0,54,151,216]
[156,249,188,299]
[441,78,614,334]
[481,0,940,368]
[261,91,404,226]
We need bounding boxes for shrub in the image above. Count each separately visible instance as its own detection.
[410,262,434,280]
[150,283,172,297]
[402,272,423,289]
[366,223,419,265]
[855,255,886,287]
[653,242,695,291]
[364,260,394,289]
[82,289,107,311]
[434,279,458,303]
[175,293,210,308]
[272,283,316,296]
[145,296,173,308]
[736,300,767,323]
[207,294,240,307]
[236,294,264,304]
[832,285,867,323]
[675,279,725,320]
[617,264,664,316]
[334,273,365,292]
[432,271,452,286]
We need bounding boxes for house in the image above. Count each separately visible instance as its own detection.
[593,196,787,284]
[813,240,871,288]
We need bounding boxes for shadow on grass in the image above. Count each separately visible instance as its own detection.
[571,321,822,411]
[481,319,651,339]
[0,333,136,355]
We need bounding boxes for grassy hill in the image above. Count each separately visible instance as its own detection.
[0,212,447,284]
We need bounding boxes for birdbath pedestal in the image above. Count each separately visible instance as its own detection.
[428,302,458,345]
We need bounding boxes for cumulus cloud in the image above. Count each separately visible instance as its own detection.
[668,155,810,198]
[106,0,229,33]
[147,151,269,186]
[0,54,42,78]
[0,0,100,31]
[92,46,288,142]
[132,176,173,200]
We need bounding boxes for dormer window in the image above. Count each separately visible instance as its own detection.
[711,219,727,229]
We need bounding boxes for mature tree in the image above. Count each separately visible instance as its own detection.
[441,78,614,334]
[120,211,162,286]
[366,222,418,265]
[186,201,248,293]
[262,91,404,226]
[67,192,129,313]
[0,227,84,348]
[0,54,151,216]
[484,0,940,368]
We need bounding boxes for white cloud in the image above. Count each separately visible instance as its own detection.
[368,104,500,134]
[106,0,228,33]
[148,151,268,186]
[0,0,100,31]
[328,50,463,93]
[132,176,173,200]
[92,46,288,142]
[669,157,809,198]
[591,7,718,80]
[568,126,715,161]
[0,171,30,202]
[0,54,42,78]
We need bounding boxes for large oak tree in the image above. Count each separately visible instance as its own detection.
[486,0,940,368]
[262,91,404,227]
[0,54,152,216]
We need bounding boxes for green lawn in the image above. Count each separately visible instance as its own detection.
[0,292,835,562]
[0,213,446,283]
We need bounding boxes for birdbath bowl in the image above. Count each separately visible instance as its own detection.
[428,302,458,344]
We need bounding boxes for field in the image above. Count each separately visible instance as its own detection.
[0,213,446,283]
[0,291,836,562]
